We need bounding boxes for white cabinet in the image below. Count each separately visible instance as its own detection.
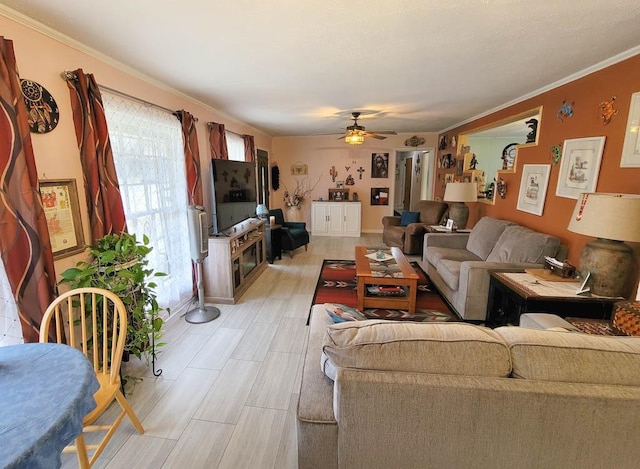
[311,202,361,237]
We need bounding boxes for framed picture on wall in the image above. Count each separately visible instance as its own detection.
[620,92,640,167]
[370,188,389,205]
[517,164,551,216]
[555,136,605,199]
[40,179,85,259]
[371,153,389,178]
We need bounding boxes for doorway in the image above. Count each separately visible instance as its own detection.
[403,157,412,211]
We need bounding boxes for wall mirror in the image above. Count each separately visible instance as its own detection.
[457,107,542,204]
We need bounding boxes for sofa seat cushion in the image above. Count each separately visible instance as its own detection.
[466,217,515,260]
[486,226,560,263]
[496,326,640,386]
[437,259,461,291]
[424,246,481,269]
[321,321,511,381]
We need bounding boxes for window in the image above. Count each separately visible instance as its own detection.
[226,131,245,161]
[102,92,192,312]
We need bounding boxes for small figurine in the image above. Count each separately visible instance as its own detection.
[549,144,562,165]
[599,96,618,125]
[557,100,575,122]
[468,154,478,170]
[525,118,538,143]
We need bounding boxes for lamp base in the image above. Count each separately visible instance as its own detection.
[447,202,469,230]
[579,238,632,298]
[185,305,221,324]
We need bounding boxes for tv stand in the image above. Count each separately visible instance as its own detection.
[203,219,267,304]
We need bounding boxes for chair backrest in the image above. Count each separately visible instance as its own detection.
[414,200,449,225]
[40,287,128,386]
[269,208,286,225]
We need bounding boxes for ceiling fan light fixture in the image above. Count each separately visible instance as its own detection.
[345,131,364,145]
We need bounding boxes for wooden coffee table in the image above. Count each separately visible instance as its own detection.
[355,246,419,314]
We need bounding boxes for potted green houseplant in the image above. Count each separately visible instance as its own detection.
[60,232,168,364]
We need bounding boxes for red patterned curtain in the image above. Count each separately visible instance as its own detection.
[175,110,203,205]
[208,122,229,160]
[243,134,255,163]
[0,37,56,342]
[64,69,127,242]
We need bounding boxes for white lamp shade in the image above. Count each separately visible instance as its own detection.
[567,193,640,242]
[443,182,478,202]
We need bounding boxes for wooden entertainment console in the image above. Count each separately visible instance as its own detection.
[203,218,267,304]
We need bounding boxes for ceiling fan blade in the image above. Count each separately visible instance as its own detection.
[365,133,387,140]
[368,130,397,135]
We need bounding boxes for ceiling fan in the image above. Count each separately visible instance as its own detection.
[341,112,397,144]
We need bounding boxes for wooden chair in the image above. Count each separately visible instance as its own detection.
[39,287,144,468]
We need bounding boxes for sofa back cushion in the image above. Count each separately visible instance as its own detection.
[466,217,515,260]
[414,200,448,225]
[486,226,560,263]
[496,326,640,386]
[321,321,511,381]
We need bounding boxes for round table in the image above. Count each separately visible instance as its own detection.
[0,343,99,468]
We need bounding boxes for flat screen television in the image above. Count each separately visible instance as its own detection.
[210,159,257,235]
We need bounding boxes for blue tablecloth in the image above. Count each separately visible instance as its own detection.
[0,343,99,469]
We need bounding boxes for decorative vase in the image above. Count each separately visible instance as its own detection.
[287,205,302,222]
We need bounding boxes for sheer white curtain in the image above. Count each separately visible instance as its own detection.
[102,92,192,312]
[0,263,21,346]
[225,131,245,161]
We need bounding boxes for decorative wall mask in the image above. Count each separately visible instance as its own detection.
[599,96,618,125]
[345,174,355,185]
[557,100,575,122]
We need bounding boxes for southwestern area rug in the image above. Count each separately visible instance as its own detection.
[311,259,459,323]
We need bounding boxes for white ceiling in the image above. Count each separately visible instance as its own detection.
[3,0,640,137]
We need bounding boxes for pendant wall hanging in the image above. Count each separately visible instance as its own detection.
[271,165,280,191]
[20,79,59,133]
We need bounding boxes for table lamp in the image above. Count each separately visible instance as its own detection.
[567,193,640,298]
[443,182,478,229]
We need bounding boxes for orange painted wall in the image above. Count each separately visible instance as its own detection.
[435,53,640,295]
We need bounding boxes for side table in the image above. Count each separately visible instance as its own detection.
[266,223,282,263]
[486,271,617,327]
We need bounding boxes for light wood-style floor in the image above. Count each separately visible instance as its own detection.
[63,233,391,469]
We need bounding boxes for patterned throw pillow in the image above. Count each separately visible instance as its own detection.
[400,211,421,226]
[325,303,367,323]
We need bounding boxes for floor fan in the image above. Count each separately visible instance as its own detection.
[185,205,220,323]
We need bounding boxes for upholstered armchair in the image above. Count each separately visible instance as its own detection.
[382,200,448,254]
[269,208,310,257]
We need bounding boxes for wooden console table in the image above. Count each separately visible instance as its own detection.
[204,219,266,304]
[487,271,617,327]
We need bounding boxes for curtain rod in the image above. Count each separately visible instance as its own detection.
[206,123,244,137]
[61,71,196,120]
[99,84,199,120]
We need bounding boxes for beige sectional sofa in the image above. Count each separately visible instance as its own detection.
[297,305,640,469]
[421,216,565,321]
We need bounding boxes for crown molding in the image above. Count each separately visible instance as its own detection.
[439,45,640,134]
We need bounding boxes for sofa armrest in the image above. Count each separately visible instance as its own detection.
[424,233,469,249]
[382,216,401,227]
[285,221,307,230]
[457,261,543,321]
[405,222,429,236]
